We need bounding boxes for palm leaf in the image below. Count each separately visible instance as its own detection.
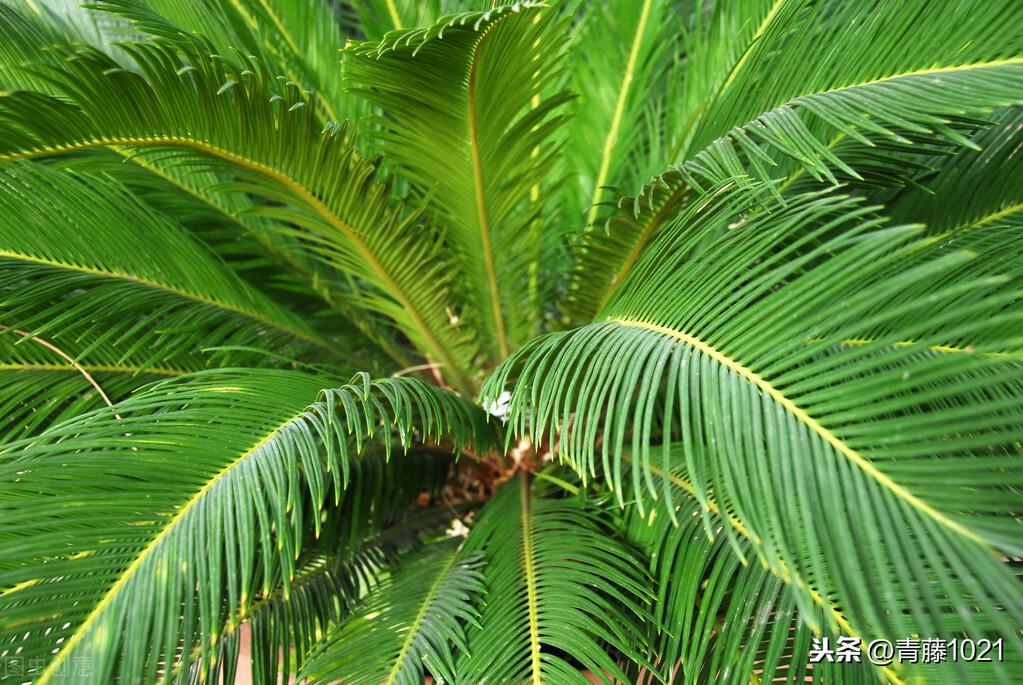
[246,504,466,685]
[888,106,1023,231]
[0,24,479,393]
[181,458,461,685]
[0,7,415,371]
[89,0,357,124]
[487,184,1023,683]
[454,473,651,684]
[565,0,1023,322]
[0,369,496,684]
[0,0,125,76]
[0,162,348,371]
[564,0,681,229]
[344,2,572,359]
[300,538,484,685]
[59,147,414,372]
[623,452,884,684]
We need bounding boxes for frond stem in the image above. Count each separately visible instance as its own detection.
[467,26,509,361]
[519,474,542,684]
[584,0,653,230]
[385,0,402,30]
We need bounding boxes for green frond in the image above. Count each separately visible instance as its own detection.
[57,147,415,372]
[246,504,466,685]
[0,162,349,371]
[300,538,484,685]
[455,474,651,684]
[564,0,681,228]
[0,0,127,77]
[183,459,460,685]
[89,0,358,124]
[0,25,479,393]
[1,2,1021,683]
[344,2,572,358]
[663,0,775,160]
[623,453,883,684]
[0,3,78,94]
[677,1,1022,162]
[888,107,1023,231]
[0,369,496,684]
[564,0,1023,322]
[0,5,417,371]
[487,186,1023,683]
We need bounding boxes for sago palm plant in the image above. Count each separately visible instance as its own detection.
[0,0,1021,683]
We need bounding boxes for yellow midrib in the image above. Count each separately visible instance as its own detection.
[634,456,906,685]
[0,247,321,349]
[34,407,308,685]
[717,0,787,95]
[114,148,394,370]
[968,200,1023,229]
[583,0,654,230]
[668,0,788,163]
[0,362,186,376]
[832,337,1022,360]
[466,20,510,360]
[385,0,402,30]
[613,317,992,550]
[0,137,473,395]
[520,475,542,684]
[808,57,1023,99]
[383,549,460,685]
[256,0,299,53]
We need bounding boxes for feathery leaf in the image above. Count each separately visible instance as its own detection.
[301,539,484,685]
[345,2,571,358]
[455,474,651,684]
[489,185,1023,683]
[0,369,496,684]
[565,0,1023,322]
[0,27,479,393]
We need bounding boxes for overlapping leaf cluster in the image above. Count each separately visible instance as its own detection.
[0,1,1021,684]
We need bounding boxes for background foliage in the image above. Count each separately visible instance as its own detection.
[0,1,1021,683]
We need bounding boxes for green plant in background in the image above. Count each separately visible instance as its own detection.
[0,0,1021,683]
